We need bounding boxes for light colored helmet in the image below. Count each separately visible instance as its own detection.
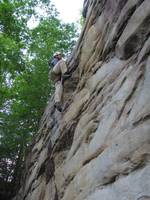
[53,51,61,57]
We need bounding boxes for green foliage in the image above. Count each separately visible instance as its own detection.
[79,15,84,27]
[0,0,78,198]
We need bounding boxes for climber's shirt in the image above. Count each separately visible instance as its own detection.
[49,59,67,83]
[48,57,61,82]
[48,57,59,68]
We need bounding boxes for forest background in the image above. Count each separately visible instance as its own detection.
[0,0,78,199]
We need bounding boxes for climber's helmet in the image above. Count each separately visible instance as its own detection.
[53,51,62,59]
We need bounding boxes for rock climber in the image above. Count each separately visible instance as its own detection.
[48,51,70,112]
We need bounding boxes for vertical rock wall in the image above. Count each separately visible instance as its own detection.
[14,0,150,200]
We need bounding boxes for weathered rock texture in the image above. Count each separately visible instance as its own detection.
[14,0,150,199]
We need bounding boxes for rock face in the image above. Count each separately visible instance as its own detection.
[14,0,150,200]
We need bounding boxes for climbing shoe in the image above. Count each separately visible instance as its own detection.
[54,102,62,112]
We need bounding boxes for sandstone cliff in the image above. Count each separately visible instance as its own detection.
[14,0,150,199]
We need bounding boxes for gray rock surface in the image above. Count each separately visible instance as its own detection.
[13,0,150,199]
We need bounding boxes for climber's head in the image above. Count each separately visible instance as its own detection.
[53,51,62,60]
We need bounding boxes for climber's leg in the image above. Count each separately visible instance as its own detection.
[55,81,63,102]
[54,81,63,112]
